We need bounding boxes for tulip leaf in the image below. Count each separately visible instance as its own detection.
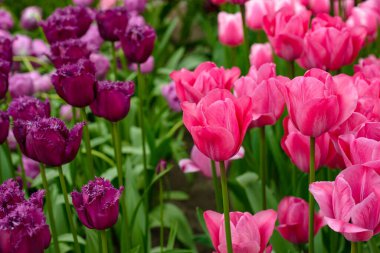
[167,221,178,250]
[156,17,179,57]
[163,191,189,201]
[32,169,59,188]
[58,233,86,245]
[84,228,100,253]
[166,47,185,70]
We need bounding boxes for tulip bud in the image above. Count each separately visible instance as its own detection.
[249,43,273,69]
[218,12,244,47]
[20,6,42,31]
[31,39,50,59]
[96,7,129,42]
[90,81,135,122]
[8,96,50,121]
[161,81,181,112]
[90,53,110,80]
[9,73,35,99]
[71,177,124,230]
[245,0,271,30]
[0,110,9,144]
[52,59,97,107]
[124,0,147,13]
[0,9,13,31]
[120,23,156,64]
[50,39,91,68]
[156,160,167,173]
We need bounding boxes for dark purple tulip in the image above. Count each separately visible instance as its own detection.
[71,177,123,230]
[8,96,50,121]
[90,81,134,122]
[0,58,11,74]
[13,117,84,166]
[50,39,91,68]
[0,200,51,253]
[40,15,79,44]
[96,7,129,41]
[124,0,146,13]
[0,72,8,99]
[0,111,9,144]
[120,23,156,64]
[54,6,93,37]
[21,6,43,31]
[51,59,96,107]
[9,73,35,99]
[0,36,13,63]
[0,179,24,219]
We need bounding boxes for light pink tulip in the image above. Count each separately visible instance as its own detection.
[347,6,378,41]
[245,0,272,30]
[249,43,273,69]
[280,68,358,137]
[170,62,240,103]
[354,55,380,81]
[180,145,244,178]
[182,89,253,161]
[308,0,330,14]
[12,35,32,56]
[277,196,324,244]
[310,163,380,242]
[218,12,244,47]
[204,210,277,253]
[234,63,285,128]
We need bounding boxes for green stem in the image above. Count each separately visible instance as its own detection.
[159,178,164,253]
[111,42,117,81]
[358,242,363,253]
[289,60,295,79]
[101,230,108,253]
[239,4,249,74]
[57,166,81,253]
[111,122,129,252]
[80,108,95,179]
[211,160,222,212]
[260,127,267,210]
[219,161,233,253]
[17,147,28,194]
[3,143,15,178]
[369,239,380,253]
[40,164,60,253]
[351,242,358,253]
[137,65,149,253]
[308,137,316,253]
[21,56,34,72]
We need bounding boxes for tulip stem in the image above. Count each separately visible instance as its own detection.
[239,4,250,74]
[211,160,223,212]
[58,166,81,253]
[289,60,295,78]
[159,177,164,253]
[219,161,233,253]
[40,164,60,253]
[17,146,28,194]
[3,143,15,178]
[260,127,267,210]
[111,42,117,81]
[111,122,130,252]
[369,240,380,253]
[80,108,95,179]
[308,137,316,253]
[351,242,358,253]
[137,65,149,253]
[101,230,108,253]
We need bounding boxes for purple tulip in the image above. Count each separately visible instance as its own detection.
[0,58,11,74]
[129,55,154,73]
[8,96,50,121]
[81,24,104,52]
[20,6,43,31]
[90,81,134,122]
[96,7,129,41]
[9,73,35,99]
[13,117,84,166]
[0,72,8,99]
[73,0,94,6]
[0,111,9,144]
[161,81,181,112]
[0,36,13,63]
[60,104,79,122]
[0,9,13,30]
[31,39,50,58]
[18,156,41,181]
[50,39,91,68]
[124,0,146,13]
[0,179,24,219]
[7,130,17,150]
[90,53,110,80]
[120,23,156,64]
[32,72,53,93]
[12,35,33,56]
[71,177,123,230]
[52,59,96,107]
[54,6,93,36]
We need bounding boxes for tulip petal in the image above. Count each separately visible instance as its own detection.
[253,209,277,252]
[351,192,380,231]
[309,181,334,218]
[325,217,373,242]
[332,177,355,222]
[204,210,223,250]
[64,122,84,164]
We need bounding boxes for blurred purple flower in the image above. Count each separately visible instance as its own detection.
[0,179,24,219]
[9,73,35,98]
[81,24,104,52]
[124,0,146,13]
[161,82,181,112]
[73,0,94,6]
[12,35,32,56]
[0,110,9,144]
[21,6,42,31]
[18,156,40,181]
[0,9,13,30]
[129,55,154,73]
[90,53,110,79]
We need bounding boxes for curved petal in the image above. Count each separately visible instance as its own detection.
[325,217,373,242]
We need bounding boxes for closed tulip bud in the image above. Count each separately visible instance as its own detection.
[60,104,79,122]
[204,210,277,252]
[245,0,272,30]
[310,163,380,242]
[50,39,91,68]
[0,9,13,31]
[0,111,9,144]
[0,179,24,219]
[33,73,53,93]
[81,24,104,52]
[249,43,273,69]
[9,73,35,99]
[120,23,156,64]
[54,6,93,37]
[347,6,378,42]
[277,196,324,244]
[8,96,50,121]
[0,72,8,100]
[218,12,244,47]
[71,177,124,230]
[96,7,129,42]
[182,89,253,161]
[13,118,84,166]
[90,53,110,80]
[52,59,96,107]
[90,81,134,122]
[0,36,13,63]
[12,35,33,56]
[20,6,42,31]
[124,0,146,13]
[161,81,181,112]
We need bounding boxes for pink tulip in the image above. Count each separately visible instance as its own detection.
[249,43,273,69]
[310,163,380,242]
[204,210,277,253]
[179,145,244,178]
[212,0,228,4]
[277,196,324,244]
[234,63,285,128]
[354,55,380,81]
[170,62,240,103]
[218,12,244,47]
[298,14,366,71]
[263,6,311,61]
[308,0,330,14]
[182,89,253,161]
[279,68,358,137]
[347,6,378,41]
[245,0,272,30]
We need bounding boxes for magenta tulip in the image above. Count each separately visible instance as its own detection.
[0,36,13,64]
[347,6,378,42]
[218,12,244,47]
[0,179,25,219]
[249,43,273,69]
[245,0,272,30]
[8,96,50,121]
[0,110,9,144]
[90,53,110,80]
[0,72,8,100]
[12,35,32,56]
[0,9,13,31]
[96,7,129,42]
[9,73,35,99]
[50,39,91,68]
[354,55,380,82]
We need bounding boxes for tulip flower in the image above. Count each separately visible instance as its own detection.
[204,210,277,252]
[0,111,9,144]
[96,7,129,42]
[60,104,79,122]
[32,73,53,93]
[308,0,330,14]
[50,39,91,68]
[180,145,244,178]
[71,177,124,230]
[249,43,273,69]
[120,23,156,64]
[12,35,33,56]
[8,96,50,121]
[52,59,97,108]
[280,68,358,137]
[347,6,378,41]
[277,196,324,244]
[182,89,253,161]
[263,6,311,61]
[90,53,110,80]
[19,155,41,181]
[170,61,240,103]
[161,81,181,112]
[52,6,93,37]
[245,0,272,30]
[9,73,35,99]
[90,81,135,122]
[0,9,13,31]
[31,39,50,59]
[234,63,285,128]
[81,24,104,53]
[20,6,42,31]
[0,72,8,99]
[0,36,13,63]
[218,12,244,47]
[129,56,154,74]
[0,179,25,219]
[354,55,380,81]
[73,0,93,6]
[124,0,146,13]
[310,163,380,242]
[13,117,84,166]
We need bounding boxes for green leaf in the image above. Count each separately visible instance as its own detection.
[85,228,101,253]
[58,233,86,245]
[164,191,189,201]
